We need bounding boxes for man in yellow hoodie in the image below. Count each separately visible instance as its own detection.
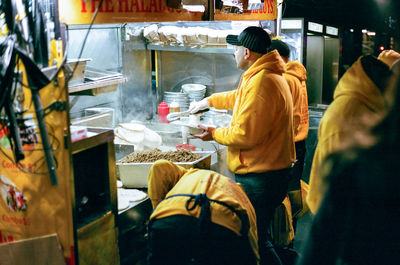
[307,50,400,214]
[268,39,309,231]
[189,26,295,265]
[147,160,259,265]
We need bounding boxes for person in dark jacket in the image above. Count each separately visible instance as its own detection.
[296,59,400,265]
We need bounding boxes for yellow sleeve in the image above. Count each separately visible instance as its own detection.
[147,160,188,208]
[208,89,238,110]
[307,120,343,213]
[284,74,302,138]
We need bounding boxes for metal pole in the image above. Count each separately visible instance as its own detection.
[31,89,58,185]
[209,0,214,21]
[276,0,283,36]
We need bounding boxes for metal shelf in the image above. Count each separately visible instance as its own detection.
[147,44,234,54]
[68,77,127,95]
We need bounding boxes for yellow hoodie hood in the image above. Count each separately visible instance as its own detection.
[286,61,307,82]
[333,58,385,112]
[244,49,287,78]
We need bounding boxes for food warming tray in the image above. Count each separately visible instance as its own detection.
[116,151,213,188]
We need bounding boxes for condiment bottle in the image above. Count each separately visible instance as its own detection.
[158,101,169,123]
[169,100,180,113]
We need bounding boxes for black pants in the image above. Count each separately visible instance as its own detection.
[147,215,257,265]
[288,140,306,191]
[236,167,292,265]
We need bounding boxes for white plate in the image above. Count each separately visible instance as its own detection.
[172,121,204,134]
[182,84,206,92]
[118,188,148,202]
[118,198,130,211]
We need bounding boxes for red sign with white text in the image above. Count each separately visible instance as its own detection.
[59,0,276,25]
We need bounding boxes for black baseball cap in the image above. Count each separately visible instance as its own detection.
[268,39,291,57]
[226,26,272,54]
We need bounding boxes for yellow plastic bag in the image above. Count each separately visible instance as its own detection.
[270,195,295,247]
[0,64,74,262]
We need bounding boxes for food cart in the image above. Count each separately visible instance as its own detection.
[0,1,280,264]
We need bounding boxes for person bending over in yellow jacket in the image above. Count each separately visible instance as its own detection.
[147,160,259,265]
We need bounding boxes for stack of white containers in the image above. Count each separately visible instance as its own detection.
[181,84,207,104]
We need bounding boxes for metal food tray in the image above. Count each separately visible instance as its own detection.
[66,58,91,87]
[84,66,123,82]
[68,66,127,95]
[116,151,213,188]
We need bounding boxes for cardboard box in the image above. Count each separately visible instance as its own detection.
[0,234,66,265]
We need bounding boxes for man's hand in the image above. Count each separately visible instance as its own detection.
[188,99,210,114]
[378,50,400,68]
[192,124,215,141]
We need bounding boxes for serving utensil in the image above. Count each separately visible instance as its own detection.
[166,108,209,121]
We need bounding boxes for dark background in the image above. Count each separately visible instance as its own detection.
[283,0,399,31]
[283,0,400,68]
